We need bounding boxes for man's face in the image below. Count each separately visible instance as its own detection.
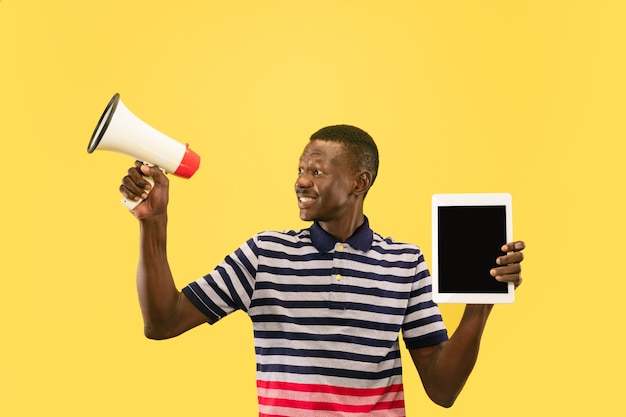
[295,140,357,223]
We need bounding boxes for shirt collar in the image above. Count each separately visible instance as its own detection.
[310,216,374,253]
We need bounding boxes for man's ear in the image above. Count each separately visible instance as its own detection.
[353,171,373,196]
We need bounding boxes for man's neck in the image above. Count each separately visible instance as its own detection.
[318,212,365,242]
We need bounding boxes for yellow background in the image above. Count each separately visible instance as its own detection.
[1,0,624,415]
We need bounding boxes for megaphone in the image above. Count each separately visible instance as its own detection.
[87,93,200,209]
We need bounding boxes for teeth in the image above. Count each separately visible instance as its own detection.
[299,197,314,202]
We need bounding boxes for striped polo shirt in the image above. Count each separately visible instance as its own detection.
[182,218,448,416]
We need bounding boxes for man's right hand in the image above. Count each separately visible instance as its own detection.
[120,160,170,219]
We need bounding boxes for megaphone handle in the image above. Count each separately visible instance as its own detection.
[122,175,155,210]
[121,162,160,210]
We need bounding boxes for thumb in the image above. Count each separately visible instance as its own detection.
[139,164,167,185]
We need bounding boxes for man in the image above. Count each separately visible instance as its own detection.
[120,125,525,416]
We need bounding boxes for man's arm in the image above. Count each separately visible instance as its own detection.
[410,304,492,407]
[410,241,525,407]
[121,162,210,340]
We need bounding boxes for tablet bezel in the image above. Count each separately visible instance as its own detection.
[431,193,514,304]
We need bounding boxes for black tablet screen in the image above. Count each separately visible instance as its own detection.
[437,205,508,293]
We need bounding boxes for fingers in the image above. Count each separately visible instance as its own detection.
[491,241,526,289]
[120,161,169,203]
[496,250,524,266]
[120,166,150,201]
[490,263,521,278]
[502,241,525,252]
[490,265,523,288]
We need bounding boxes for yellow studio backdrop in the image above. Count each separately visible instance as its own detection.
[1,0,624,415]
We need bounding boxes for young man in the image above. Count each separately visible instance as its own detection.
[120,125,525,416]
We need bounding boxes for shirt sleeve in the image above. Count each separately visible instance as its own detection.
[401,251,449,349]
[182,235,259,323]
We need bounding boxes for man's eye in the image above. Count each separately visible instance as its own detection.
[298,168,322,176]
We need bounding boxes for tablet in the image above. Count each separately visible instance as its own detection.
[431,193,514,304]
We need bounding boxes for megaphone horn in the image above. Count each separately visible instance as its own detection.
[87,93,201,209]
[88,93,200,178]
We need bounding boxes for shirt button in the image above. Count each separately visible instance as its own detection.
[336,274,342,281]
[337,245,344,251]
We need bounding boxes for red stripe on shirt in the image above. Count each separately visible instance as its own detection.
[257,380,405,415]
[257,379,403,397]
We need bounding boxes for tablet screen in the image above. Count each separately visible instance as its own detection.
[438,205,507,293]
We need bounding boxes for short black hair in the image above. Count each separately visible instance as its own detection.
[310,124,379,186]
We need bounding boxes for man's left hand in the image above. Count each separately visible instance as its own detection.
[490,241,525,288]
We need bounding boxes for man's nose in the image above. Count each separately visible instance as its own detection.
[295,173,313,189]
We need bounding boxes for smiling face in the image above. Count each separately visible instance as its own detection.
[295,140,361,225]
